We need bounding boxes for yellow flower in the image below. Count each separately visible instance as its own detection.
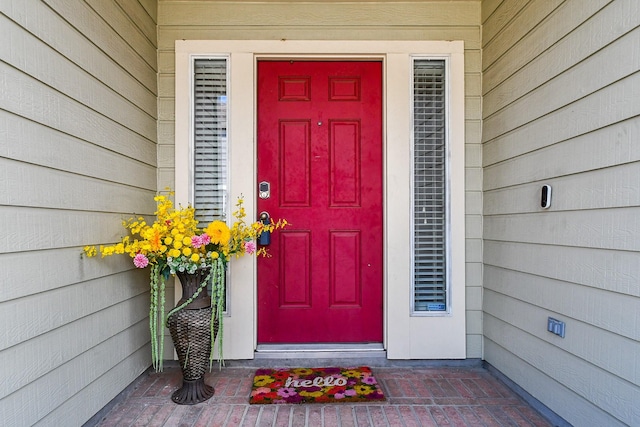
[205,221,231,245]
[300,390,324,398]
[253,375,275,387]
[190,253,200,263]
[83,246,97,257]
[182,236,192,246]
[164,237,173,245]
[354,384,375,395]
[211,252,219,259]
[182,247,192,256]
[173,240,183,250]
[169,249,181,258]
[342,370,362,378]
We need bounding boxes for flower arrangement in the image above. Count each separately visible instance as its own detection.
[84,189,286,371]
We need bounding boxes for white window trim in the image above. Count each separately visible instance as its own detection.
[175,40,466,360]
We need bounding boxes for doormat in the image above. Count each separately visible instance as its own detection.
[249,366,385,404]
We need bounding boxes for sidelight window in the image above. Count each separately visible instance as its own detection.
[193,57,229,224]
[411,58,449,314]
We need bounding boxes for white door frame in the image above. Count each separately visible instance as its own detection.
[175,40,466,360]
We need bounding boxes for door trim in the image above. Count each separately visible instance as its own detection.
[175,40,466,360]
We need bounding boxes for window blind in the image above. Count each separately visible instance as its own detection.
[412,59,448,312]
[193,58,228,224]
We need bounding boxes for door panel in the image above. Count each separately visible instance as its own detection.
[257,61,383,343]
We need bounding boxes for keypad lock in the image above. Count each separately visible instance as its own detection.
[259,181,270,199]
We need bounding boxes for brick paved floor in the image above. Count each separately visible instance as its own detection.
[90,362,554,426]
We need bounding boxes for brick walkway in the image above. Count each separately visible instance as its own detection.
[91,362,554,426]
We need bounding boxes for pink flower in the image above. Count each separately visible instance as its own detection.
[191,234,211,249]
[245,241,257,255]
[191,235,202,248]
[133,253,149,268]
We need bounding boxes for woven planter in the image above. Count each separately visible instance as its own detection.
[167,268,219,405]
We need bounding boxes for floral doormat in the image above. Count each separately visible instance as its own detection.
[249,366,385,404]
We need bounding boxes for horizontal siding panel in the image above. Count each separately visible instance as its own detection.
[0,293,149,399]
[465,309,482,334]
[466,334,482,358]
[158,73,175,97]
[484,314,638,426]
[464,139,482,166]
[3,0,157,100]
[465,238,482,263]
[157,167,176,192]
[158,98,175,121]
[157,143,175,168]
[465,190,482,215]
[465,262,483,287]
[480,0,502,23]
[484,0,640,117]
[43,0,157,90]
[483,0,609,84]
[0,248,136,303]
[158,27,481,50]
[0,64,157,166]
[0,207,155,254]
[481,0,529,46]
[484,265,640,342]
[483,29,640,136]
[139,0,157,23]
[485,287,640,386]
[484,334,629,427]
[159,1,480,27]
[40,345,151,427]
[86,0,157,68]
[0,270,149,350]
[465,166,482,191]
[484,208,640,251]
[0,159,156,211]
[465,96,481,120]
[465,214,482,239]
[465,284,482,310]
[464,49,481,72]
[0,15,156,140]
[0,110,156,188]
[157,121,175,143]
[116,0,157,44]
[483,72,640,160]
[484,119,640,190]
[483,0,564,72]
[158,51,175,74]
[1,321,150,427]
[464,72,481,96]
[484,163,640,214]
[484,241,640,297]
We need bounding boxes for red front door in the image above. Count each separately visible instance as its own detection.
[257,61,383,343]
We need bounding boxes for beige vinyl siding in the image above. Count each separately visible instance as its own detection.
[158,0,484,359]
[481,0,640,426]
[0,0,157,425]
